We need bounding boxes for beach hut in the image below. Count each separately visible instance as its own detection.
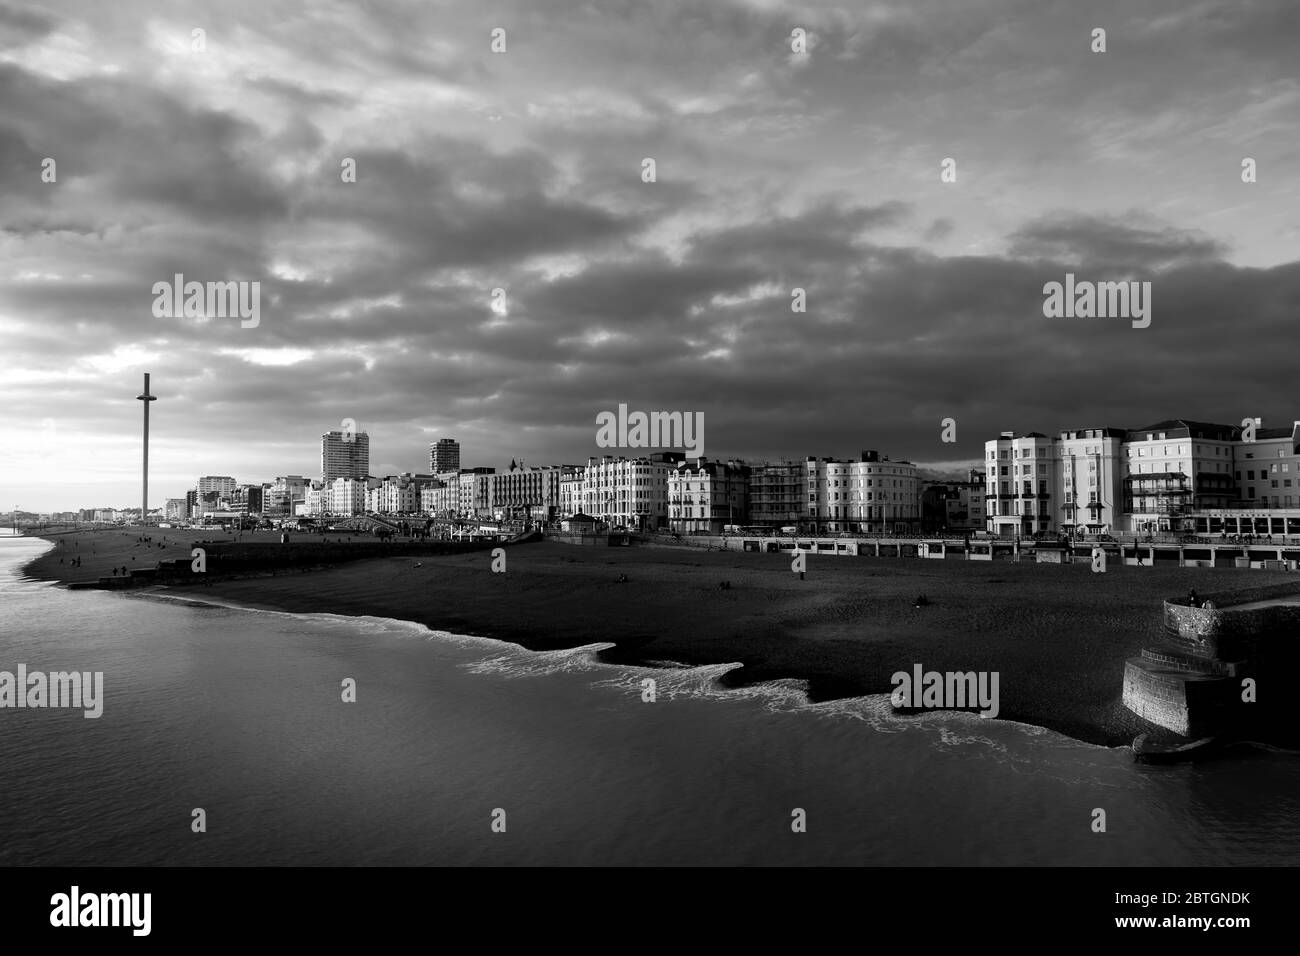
[561,513,599,534]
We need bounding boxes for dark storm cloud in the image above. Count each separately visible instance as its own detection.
[297,142,640,271]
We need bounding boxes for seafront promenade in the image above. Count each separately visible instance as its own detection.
[621,530,1300,571]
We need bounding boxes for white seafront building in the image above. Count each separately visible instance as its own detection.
[984,418,1300,538]
[580,453,681,530]
[805,451,920,535]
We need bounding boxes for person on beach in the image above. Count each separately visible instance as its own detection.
[1188,588,1199,608]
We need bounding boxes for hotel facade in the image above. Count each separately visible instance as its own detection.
[984,419,1300,537]
[580,453,681,530]
[805,451,920,534]
[487,464,574,522]
[667,458,751,534]
[321,430,370,484]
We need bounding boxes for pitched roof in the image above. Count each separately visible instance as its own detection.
[1126,419,1238,441]
[1256,427,1295,440]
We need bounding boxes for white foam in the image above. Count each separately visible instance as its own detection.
[463,642,618,678]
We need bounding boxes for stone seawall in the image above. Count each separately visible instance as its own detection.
[1162,582,1300,660]
[1122,666,1232,738]
[1123,581,1300,743]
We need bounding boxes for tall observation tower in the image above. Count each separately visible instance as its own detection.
[136,372,157,526]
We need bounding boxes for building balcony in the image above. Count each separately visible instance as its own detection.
[1124,470,1188,482]
[1131,481,1184,493]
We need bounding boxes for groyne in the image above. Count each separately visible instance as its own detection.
[1123,581,1300,745]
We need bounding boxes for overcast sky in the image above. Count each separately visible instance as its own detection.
[3,0,1298,510]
